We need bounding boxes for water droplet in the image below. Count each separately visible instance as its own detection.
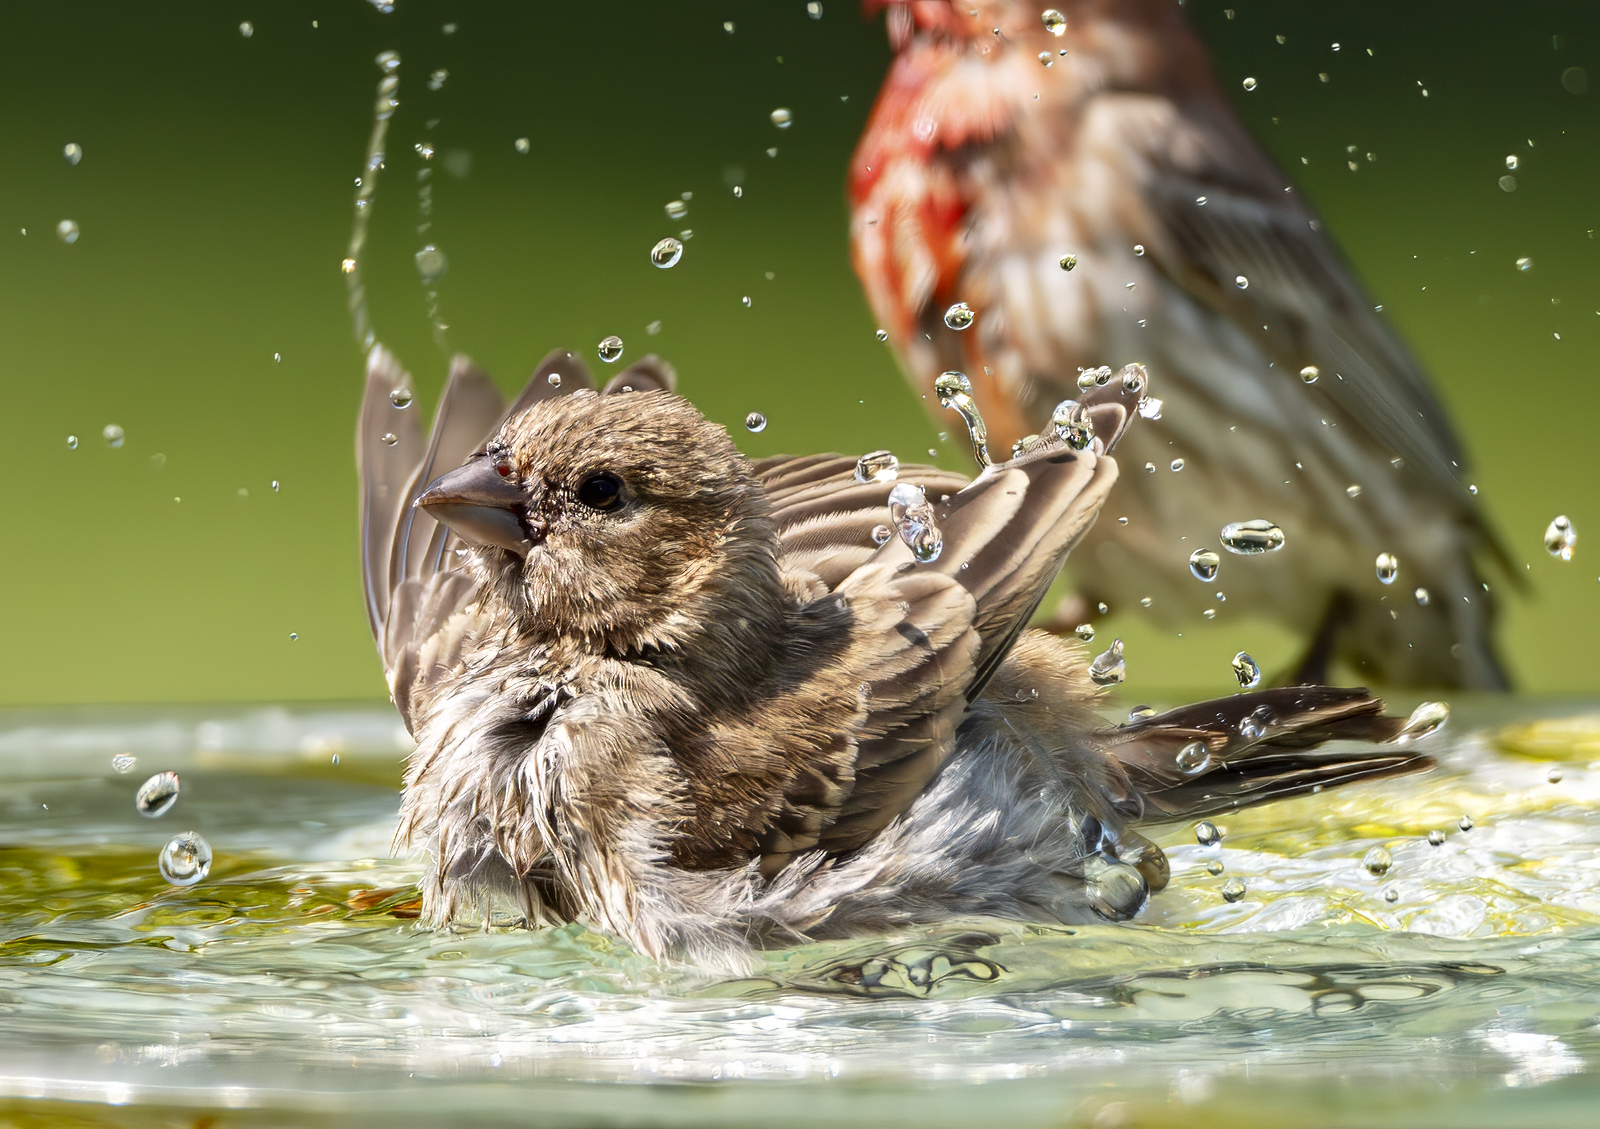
[1077,365,1113,391]
[1120,363,1148,394]
[1038,51,1053,67]
[288,631,298,641]
[514,137,531,154]
[943,302,975,330]
[1544,515,1576,560]
[1346,484,1365,499]
[1375,552,1399,584]
[1132,243,1146,257]
[1088,638,1126,685]
[1206,859,1225,876]
[1042,9,1066,35]
[1195,820,1221,847]
[1562,66,1588,94]
[1220,877,1246,902]
[1547,766,1564,784]
[1238,705,1271,740]
[1299,365,1320,383]
[389,388,413,408]
[1051,399,1095,450]
[1427,829,1446,847]
[1505,154,1520,171]
[854,450,900,484]
[239,21,254,38]
[744,412,767,433]
[723,20,735,32]
[1085,854,1148,920]
[1383,886,1399,903]
[870,524,893,545]
[934,371,991,466]
[887,482,943,563]
[56,219,80,244]
[807,1,823,17]
[597,335,624,363]
[380,433,398,446]
[1242,76,1258,91]
[270,480,279,491]
[741,295,752,307]
[414,244,448,284]
[1137,396,1164,420]
[1235,274,1249,290]
[1170,458,1185,472]
[1516,256,1533,272]
[875,328,889,341]
[770,107,793,129]
[1500,175,1518,192]
[1177,741,1211,775]
[135,772,180,818]
[341,257,357,274]
[651,237,684,267]
[1059,254,1077,271]
[1413,587,1431,606]
[111,754,136,774]
[63,142,83,166]
[376,50,401,73]
[101,424,124,449]
[158,831,212,887]
[1363,846,1392,876]
[1128,705,1157,723]
[665,200,687,220]
[1188,548,1220,581]
[1220,519,1284,554]
[1395,700,1449,744]
[66,435,78,450]
[1231,651,1262,689]
[1074,624,1095,642]
[428,68,448,91]
[1459,815,1475,832]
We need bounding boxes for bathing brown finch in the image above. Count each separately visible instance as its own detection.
[358,343,1436,970]
[850,0,1508,688]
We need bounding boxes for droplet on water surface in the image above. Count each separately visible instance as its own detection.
[135,772,180,818]
[1221,877,1247,902]
[744,412,767,433]
[1363,846,1392,876]
[1195,820,1221,847]
[102,424,124,449]
[934,371,991,466]
[1189,548,1220,581]
[1088,638,1126,686]
[389,388,413,409]
[1176,741,1210,775]
[1231,651,1262,689]
[158,832,212,887]
[1427,829,1446,847]
[414,245,448,285]
[1206,859,1225,876]
[1544,515,1576,560]
[943,302,975,331]
[63,142,83,165]
[1042,9,1066,35]
[854,450,899,484]
[111,754,136,774]
[1375,552,1399,584]
[770,108,792,129]
[597,335,624,363]
[57,219,80,244]
[1459,815,1475,832]
[1051,399,1094,450]
[1547,766,1564,784]
[887,482,943,563]
[1220,519,1284,554]
[1383,886,1400,904]
[1396,700,1449,743]
[651,237,683,268]
[1075,624,1095,642]
[1300,365,1320,383]
[1059,254,1077,271]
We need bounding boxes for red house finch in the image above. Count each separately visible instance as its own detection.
[358,344,1435,970]
[851,0,1507,688]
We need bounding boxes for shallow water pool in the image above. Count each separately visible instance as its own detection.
[2,701,1598,1127]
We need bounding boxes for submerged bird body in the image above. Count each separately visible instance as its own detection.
[360,345,1431,970]
[851,0,1506,687]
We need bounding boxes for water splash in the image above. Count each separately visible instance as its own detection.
[933,372,990,466]
[343,52,403,351]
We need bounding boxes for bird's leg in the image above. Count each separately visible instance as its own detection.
[1280,589,1356,686]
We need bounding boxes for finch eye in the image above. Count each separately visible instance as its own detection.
[576,473,624,511]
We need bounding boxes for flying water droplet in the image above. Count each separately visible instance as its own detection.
[271,480,279,491]
[1231,651,1262,689]
[1242,77,1258,91]
[1133,244,1145,256]
[1051,399,1094,450]
[870,524,892,546]
[66,435,78,450]
[1088,638,1126,685]
[665,200,687,219]
[135,772,180,818]
[1221,877,1247,902]
[1220,519,1285,554]
[389,388,413,408]
[1075,624,1095,642]
[597,335,624,363]
[1195,820,1221,847]
[63,142,83,165]
[102,424,124,449]
[1235,275,1249,290]
[874,328,889,342]
[1505,154,1520,171]
[414,244,448,284]
[1176,741,1210,775]
[1396,700,1449,743]
[1188,548,1220,581]
[1346,484,1363,498]
[1545,515,1576,560]
[57,219,80,244]
[1059,254,1077,271]
[744,412,767,433]
[158,831,212,887]
[514,137,531,154]
[1299,365,1319,383]
[1042,9,1066,35]
[1363,846,1392,876]
[934,371,990,466]
[943,302,975,330]
[376,50,401,74]
[1170,458,1185,472]
[807,1,823,17]
[1038,52,1053,67]
[887,482,943,562]
[770,107,792,129]
[854,450,900,484]
[239,21,254,38]
[1120,363,1148,394]
[1137,396,1163,420]
[651,237,683,268]
[111,754,136,774]
[741,295,752,307]
[1516,256,1533,272]
[380,433,398,446]
[1414,587,1431,606]
[1375,552,1399,584]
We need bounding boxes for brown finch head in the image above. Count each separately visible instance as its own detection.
[417,389,781,653]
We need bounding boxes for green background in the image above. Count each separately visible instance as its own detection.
[1,0,1596,705]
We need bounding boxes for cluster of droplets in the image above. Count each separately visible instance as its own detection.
[127,767,213,886]
[886,483,943,563]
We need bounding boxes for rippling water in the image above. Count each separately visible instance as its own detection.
[1,702,1597,1126]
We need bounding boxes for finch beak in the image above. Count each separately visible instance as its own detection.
[416,458,538,556]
